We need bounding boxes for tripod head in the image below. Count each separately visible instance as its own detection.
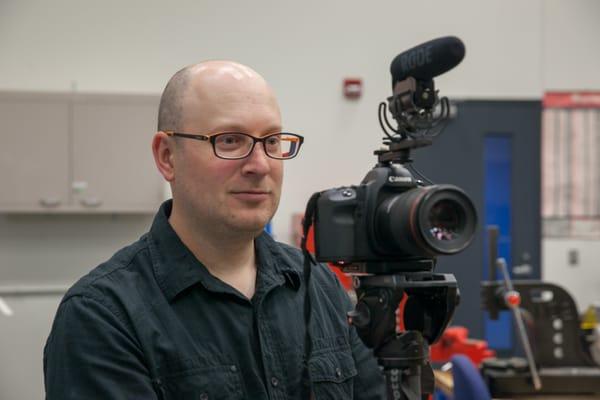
[343,267,460,399]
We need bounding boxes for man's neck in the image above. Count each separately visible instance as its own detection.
[168,206,259,299]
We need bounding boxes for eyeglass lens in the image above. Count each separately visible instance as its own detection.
[214,133,300,159]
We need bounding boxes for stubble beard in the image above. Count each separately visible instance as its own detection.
[223,201,278,237]
[195,195,278,240]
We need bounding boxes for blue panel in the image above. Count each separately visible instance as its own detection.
[483,135,513,350]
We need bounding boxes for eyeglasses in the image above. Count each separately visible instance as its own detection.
[164,131,304,160]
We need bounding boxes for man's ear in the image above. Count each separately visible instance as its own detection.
[152,132,176,182]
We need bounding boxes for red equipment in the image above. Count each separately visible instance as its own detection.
[429,326,495,367]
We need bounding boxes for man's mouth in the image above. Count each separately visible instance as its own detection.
[231,189,271,194]
[230,190,271,201]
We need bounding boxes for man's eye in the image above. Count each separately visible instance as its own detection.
[266,137,280,146]
[217,135,242,145]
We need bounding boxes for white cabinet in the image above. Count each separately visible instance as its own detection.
[0,92,165,213]
[0,93,70,211]
[71,94,164,212]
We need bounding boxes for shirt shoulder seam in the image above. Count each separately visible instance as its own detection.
[61,291,129,328]
[63,241,150,318]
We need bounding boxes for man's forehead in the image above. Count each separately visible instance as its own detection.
[182,104,282,133]
[176,61,281,131]
[188,64,277,107]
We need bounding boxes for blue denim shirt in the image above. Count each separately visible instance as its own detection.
[44,200,385,399]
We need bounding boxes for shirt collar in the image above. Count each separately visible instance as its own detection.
[148,200,301,302]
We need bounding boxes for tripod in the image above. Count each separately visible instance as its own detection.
[346,264,460,400]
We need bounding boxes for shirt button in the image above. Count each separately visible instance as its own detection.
[271,376,279,387]
[230,365,237,372]
[335,367,342,378]
[200,393,209,400]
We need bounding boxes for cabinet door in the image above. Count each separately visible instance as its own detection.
[71,95,164,212]
[0,95,70,211]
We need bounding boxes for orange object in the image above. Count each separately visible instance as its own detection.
[505,291,521,307]
[396,292,409,332]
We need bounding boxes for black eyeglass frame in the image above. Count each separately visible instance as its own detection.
[163,131,304,160]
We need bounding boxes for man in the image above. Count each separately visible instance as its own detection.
[44,61,385,399]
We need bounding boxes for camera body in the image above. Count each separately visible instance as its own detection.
[314,162,476,271]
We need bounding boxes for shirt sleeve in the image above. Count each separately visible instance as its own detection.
[44,295,159,400]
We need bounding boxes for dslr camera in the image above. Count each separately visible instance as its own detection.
[312,36,477,274]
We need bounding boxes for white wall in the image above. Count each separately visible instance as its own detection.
[0,0,548,97]
[543,0,600,91]
[0,1,600,397]
[0,214,151,284]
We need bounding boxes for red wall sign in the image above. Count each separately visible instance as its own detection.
[343,78,362,99]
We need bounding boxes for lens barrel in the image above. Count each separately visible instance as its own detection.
[376,185,477,257]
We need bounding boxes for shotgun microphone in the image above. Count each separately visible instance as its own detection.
[390,36,465,87]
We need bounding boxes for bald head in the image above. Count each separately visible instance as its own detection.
[157,61,279,133]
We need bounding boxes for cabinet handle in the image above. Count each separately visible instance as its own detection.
[39,197,61,208]
[81,197,102,208]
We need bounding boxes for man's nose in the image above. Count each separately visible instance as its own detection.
[241,142,272,175]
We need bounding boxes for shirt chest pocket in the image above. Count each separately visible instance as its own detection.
[309,347,358,399]
[156,364,244,400]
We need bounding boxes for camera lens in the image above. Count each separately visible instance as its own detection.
[376,184,477,257]
[418,186,477,255]
[427,199,464,241]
